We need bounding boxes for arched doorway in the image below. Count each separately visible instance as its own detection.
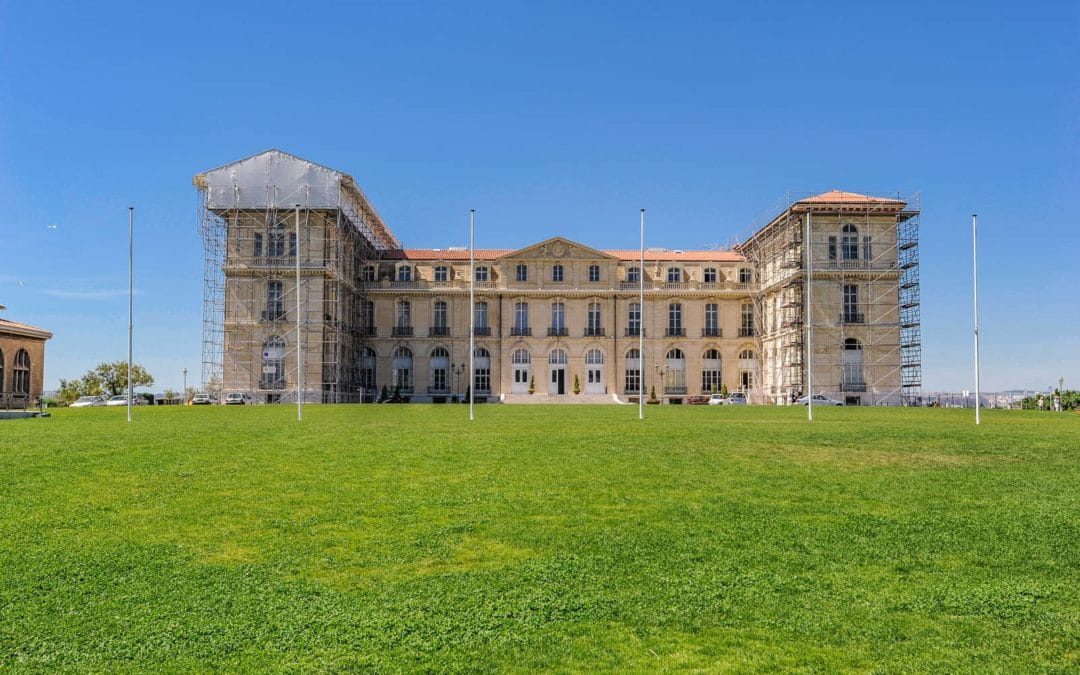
[548,349,568,395]
[585,348,605,394]
[511,349,531,394]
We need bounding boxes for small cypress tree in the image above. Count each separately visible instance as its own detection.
[573,374,582,395]
[720,383,728,397]
[528,374,535,394]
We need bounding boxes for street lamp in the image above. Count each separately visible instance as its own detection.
[452,363,466,402]
[182,368,188,404]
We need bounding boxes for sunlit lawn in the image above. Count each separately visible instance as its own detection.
[1,404,1077,671]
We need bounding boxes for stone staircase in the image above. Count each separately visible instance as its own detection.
[501,393,627,405]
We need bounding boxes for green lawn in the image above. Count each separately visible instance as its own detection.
[1,405,1077,672]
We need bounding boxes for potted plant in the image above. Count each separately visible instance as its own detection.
[573,374,581,395]
[528,374,535,395]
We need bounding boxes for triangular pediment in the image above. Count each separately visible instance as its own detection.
[499,237,617,261]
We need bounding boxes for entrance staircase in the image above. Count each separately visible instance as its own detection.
[501,393,625,405]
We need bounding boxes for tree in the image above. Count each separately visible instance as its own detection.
[528,374,535,395]
[164,389,178,401]
[720,383,729,398]
[573,374,581,395]
[92,361,154,396]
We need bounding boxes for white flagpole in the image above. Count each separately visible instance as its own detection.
[469,209,475,421]
[296,204,303,421]
[639,209,645,420]
[973,214,981,425]
[127,207,133,423]
[806,211,813,422]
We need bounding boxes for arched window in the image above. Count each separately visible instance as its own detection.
[842,338,864,391]
[474,347,491,392]
[737,347,756,392]
[702,348,722,392]
[262,338,285,389]
[624,348,641,393]
[842,224,859,260]
[360,347,376,390]
[511,349,531,392]
[665,348,686,393]
[552,264,564,282]
[549,349,568,364]
[585,349,605,364]
[430,346,450,392]
[512,349,531,364]
[667,267,682,283]
[392,346,413,392]
[516,264,528,282]
[738,348,755,360]
[434,265,449,282]
[626,266,641,283]
[703,267,717,283]
[588,264,600,282]
[397,265,413,282]
[14,349,31,394]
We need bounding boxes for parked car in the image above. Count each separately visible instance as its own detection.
[708,394,725,406]
[686,395,710,405]
[724,392,748,405]
[224,392,257,405]
[70,395,106,408]
[191,393,216,405]
[105,394,147,406]
[797,394,844,406]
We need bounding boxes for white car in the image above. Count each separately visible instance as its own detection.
[70,395,106,408]
[708,394,725,406]
[708,392,747,405]
[105,394,147,406]
[224,392,257,405]
[191,393,216,405]
[797,394,844,406]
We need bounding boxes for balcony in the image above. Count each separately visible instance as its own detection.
[840,382,867,392]
[392,326,414,337]
[701,327,722,337]
[547,327,568,337]
[474,326,491,336]
[738,327,755,337]
[584,327,605,337]
[665,327,685,337]
[839,313,865,324]
[261,309,286,322]
[428,326,450,337]
[663,282,690,290]
[510,326,532,336]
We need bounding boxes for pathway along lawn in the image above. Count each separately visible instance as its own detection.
[1,405,1077,671]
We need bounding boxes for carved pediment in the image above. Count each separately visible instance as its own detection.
[499,237,617,261]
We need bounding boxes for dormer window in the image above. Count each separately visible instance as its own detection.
[667,267,682,283]
[434,265,449,282]
[738,267,752,284]
[397,265,413,282]
[475,266,490,282]
[703,268,717,283]
[361,265,377,281]
[626,266,640,283]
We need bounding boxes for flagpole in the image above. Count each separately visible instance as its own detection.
[127,207,133,423]
[806,211,813,422]
[639,209,645,420]
[296,204,303,421]
[973,214,981,425]
[469,209,475,421]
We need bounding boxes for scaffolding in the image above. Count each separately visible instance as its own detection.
[195,150,399,403]
[740,191,922,406]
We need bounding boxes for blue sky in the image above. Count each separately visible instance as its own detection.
[1,1,1076,393]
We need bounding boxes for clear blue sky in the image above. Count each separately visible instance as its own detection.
[1,1,1076,393]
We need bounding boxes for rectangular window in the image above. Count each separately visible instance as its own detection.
[362,265,377,281]
[268,228,286,257]
[434,301,448,329]
[703,268,717,283]
[397,266,412,282]
[740,303,754,337]
[514,302,529,333]
[668,303,682,335]
[475,266,489,282]
[397,301,411,327]
[667,268,681,283]
[625,369,641,393]
[843,285,862,323]
[587,302,602,334]
[863,236,872,261]
[628,302,641,336]
[828,236,837,260]
[253,233,263,258]
[516,264,527,281]
[288,233,297,257]
[266,280,284,320]
[474,301,488,329]
[627,267,640,283]
[589,265,600,282]
[552,265,564,282]
[434,266,448,282]
[551,302,565,332]
[704,303,719,335]
[738,268,752,284]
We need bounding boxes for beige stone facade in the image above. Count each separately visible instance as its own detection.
[200,152,920,405]
[0,310,52,408]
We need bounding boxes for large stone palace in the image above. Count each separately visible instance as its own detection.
[196,150,921,405]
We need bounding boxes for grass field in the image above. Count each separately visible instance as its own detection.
[1,405,1078,672]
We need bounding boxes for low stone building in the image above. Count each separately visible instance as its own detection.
[0,305,52,408]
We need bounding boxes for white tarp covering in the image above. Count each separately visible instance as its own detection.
[199,149,344,210]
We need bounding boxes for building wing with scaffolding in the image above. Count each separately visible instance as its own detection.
[195,149,400,403]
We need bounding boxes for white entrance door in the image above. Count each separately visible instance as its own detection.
[548,349,568,395]
[584,348,605,394]
[511,348,531,394]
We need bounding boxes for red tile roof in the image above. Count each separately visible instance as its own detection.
[798,190,905,205]
[386,248,744,262]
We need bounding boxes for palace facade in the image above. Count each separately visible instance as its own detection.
[197,151,921,405]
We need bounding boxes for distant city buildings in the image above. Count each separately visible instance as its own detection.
[196,150,921,405]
